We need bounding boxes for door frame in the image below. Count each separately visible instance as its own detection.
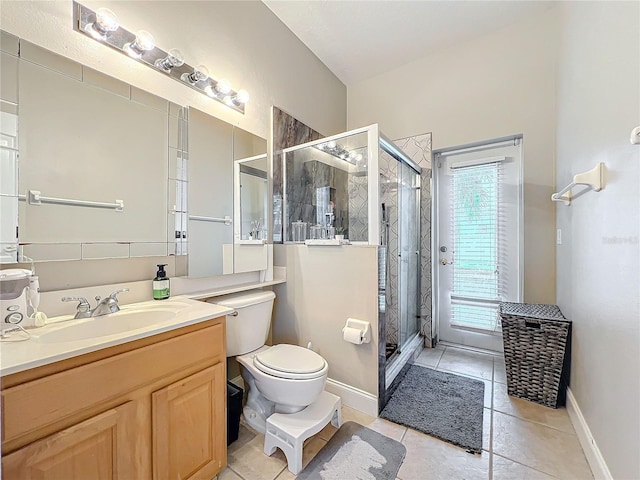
[431,135,525,347]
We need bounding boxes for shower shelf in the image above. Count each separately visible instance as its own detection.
[304,239,346,246]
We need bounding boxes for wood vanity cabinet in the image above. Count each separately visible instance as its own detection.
[1,317,227,480]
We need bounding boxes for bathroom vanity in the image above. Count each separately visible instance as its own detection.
[0,300,231,480]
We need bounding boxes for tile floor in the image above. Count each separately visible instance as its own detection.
[218,344,593,480]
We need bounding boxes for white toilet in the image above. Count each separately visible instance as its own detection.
[213,290,329,434]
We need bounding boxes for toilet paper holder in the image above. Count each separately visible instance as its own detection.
[342,318,371,344]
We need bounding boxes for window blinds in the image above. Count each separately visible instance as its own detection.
[450,161,505,332]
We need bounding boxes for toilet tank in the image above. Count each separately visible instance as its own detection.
[210,290,276,357]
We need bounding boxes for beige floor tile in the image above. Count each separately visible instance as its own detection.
[218,467,244,480]
[492,454,556,479]
[316,421,338,442]
[342,405,408,441]
[398,428,489,480]
[494,358,507,384]
[483,408,491,452]
[274,468,296,480]
[437,347,494,381]
[228,424,258,456]
[493,382,575,433]
[414,345,445,367]
[272,436,327,479]
[493,411,592,479]
[228,433,287,480]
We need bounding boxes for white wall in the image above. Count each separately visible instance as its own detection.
[272,245,379,396]
[555,2,640,478]
[0,0,346,291]
[348,7,560,304]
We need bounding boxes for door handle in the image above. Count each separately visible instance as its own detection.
[440,258,452,266]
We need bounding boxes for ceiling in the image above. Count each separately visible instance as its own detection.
[263,1,555,85]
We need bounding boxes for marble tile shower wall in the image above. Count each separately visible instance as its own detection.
[394,133,433,347]
[285,160,349,240]
[272,107,323,242]
[347,175,368,242]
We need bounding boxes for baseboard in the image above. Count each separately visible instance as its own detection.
[566,387,613,480]
[325,378,378,417]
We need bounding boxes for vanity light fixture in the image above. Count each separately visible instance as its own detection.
[224,89,250,107]
[73,1,248,114]
[84,7,119,40]
[181,64,209,85]
[154,48,184,72]
[123,30,155,59]
[205,79,232,98]
[315,141,365,166]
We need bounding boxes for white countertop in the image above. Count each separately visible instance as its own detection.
[0,296,234,377]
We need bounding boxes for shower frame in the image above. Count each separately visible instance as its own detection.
[280,124,423,413]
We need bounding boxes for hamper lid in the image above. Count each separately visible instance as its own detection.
[499,302,567,321]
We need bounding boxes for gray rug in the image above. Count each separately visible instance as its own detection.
[297,421,406,480]
[380,365,484,453]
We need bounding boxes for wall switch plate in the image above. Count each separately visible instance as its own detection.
[556,228,562,245]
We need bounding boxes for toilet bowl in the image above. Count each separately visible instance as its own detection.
[211,291,329,434]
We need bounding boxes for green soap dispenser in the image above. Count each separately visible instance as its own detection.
[153,264,170,300]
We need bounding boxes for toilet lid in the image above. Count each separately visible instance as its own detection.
[254,344,327,379]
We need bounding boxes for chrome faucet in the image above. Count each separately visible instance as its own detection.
[92,288,130,316]
[61,296,92,319]
[62,288,129,318]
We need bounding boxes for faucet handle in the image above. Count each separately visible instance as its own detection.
[61,296,91,313]
[108,288,130,301]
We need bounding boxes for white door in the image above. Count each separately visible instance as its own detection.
[435,138,522,352]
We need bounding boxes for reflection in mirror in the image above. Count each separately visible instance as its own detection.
[0,38,189,263]
[0,103,19,262]
[18,59,168,254]
[232,128,269,273]
[187,107,233,277]
[236,154,268,242]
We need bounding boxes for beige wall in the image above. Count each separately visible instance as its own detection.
[556,2,640,478]
[272,245,379,395]
[0,1,346,290]
[347,8,560,304]
[0,0,346,140]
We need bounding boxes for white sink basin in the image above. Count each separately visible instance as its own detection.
[35,309,178,343]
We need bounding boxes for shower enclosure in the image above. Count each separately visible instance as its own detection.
[280,125,422,410]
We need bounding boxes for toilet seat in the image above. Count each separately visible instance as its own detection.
[254,344,327,380]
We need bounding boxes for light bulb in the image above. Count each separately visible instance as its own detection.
[154,48,184,72]
[124,30,155,59]
[326,140,337,149]
[215,79,231,95]
[235,89,250,104]
[85,7,119,39]
[204,85,216,97]
[181,64,209,85]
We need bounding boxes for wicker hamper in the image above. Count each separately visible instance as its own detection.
[499,302,572,408]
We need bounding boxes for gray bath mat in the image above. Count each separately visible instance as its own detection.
[380,365,484,453]
[297,421,406,479]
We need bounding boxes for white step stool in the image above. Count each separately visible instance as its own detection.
[263,391,342,475]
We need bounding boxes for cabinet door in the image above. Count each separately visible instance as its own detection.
[152,363,226,480]
[2,401,144,479]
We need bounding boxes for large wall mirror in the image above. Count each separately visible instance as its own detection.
[186,107,268,277]
[0,34,270,278]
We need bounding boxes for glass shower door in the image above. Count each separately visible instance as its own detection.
[398,162,421,347]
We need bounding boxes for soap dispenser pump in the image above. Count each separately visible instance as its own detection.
[153,264,170,300]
